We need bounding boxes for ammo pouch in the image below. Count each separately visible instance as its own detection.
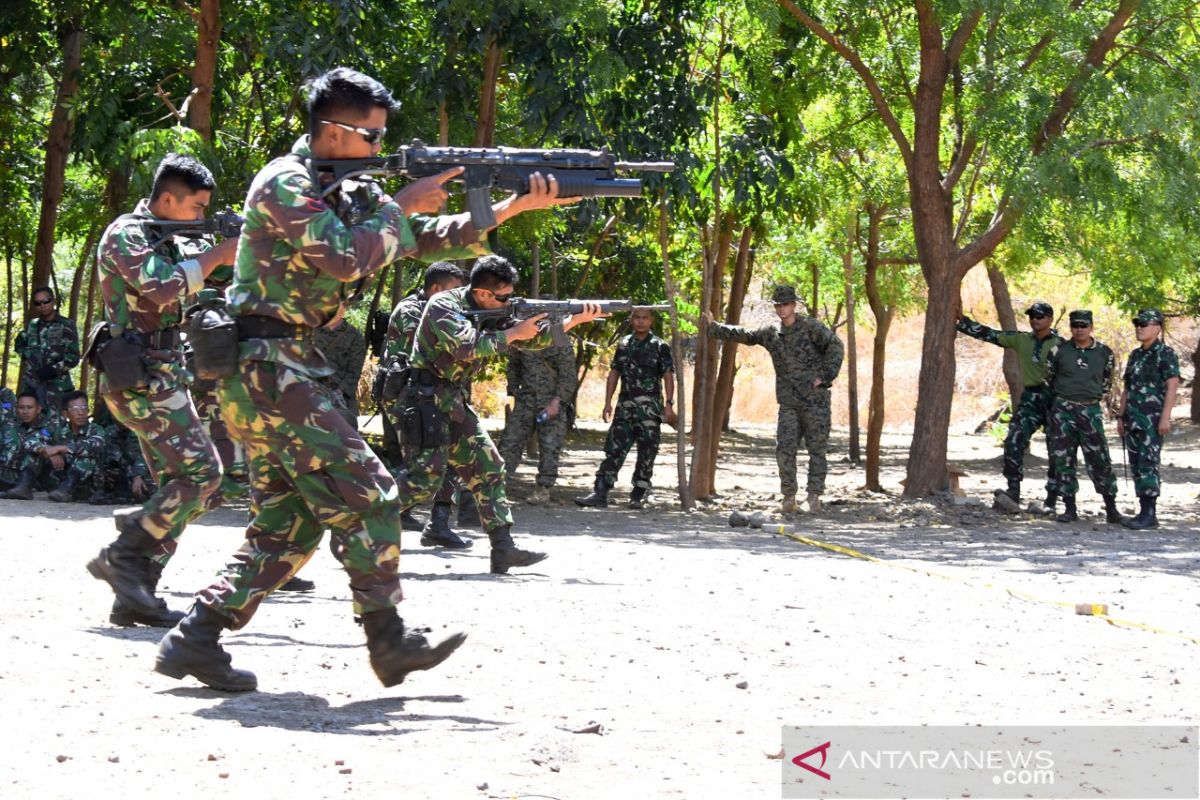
[380,361,411,403]
[186,299,239,380]
[400,386,444,451]
[86,324,150,392]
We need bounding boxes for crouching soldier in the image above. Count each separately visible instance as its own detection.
[0,392,53,497]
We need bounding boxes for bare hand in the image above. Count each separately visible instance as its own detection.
[1159,416,1172,436]
[395,167,463,214]
[506,172,580,214]
[50,454,65,472]
[544,397,561,420]
[131,475,148,499]
[211,237,239,265]
[664,405,678,427]
[505,313,550,343]
[563,302,608,332]
[701,310,714,326]
[602,402,613,424]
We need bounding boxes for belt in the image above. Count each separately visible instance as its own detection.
[236,315,311,341]
[1053,396,1101,407]
[1022,384,1048,391]
[136,327,181,350]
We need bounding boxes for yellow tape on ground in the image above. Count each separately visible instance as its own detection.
[778,529,1200,646]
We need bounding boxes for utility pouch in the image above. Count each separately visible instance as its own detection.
[92,327,150,392]
[400,388,444,450]
[381,364,411,403]
[186,299,239,380]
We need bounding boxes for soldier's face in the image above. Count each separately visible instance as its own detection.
[32,292,56,319]
[158,188,212,222]
[473,283,514,310]
[1027,313,1052,334]
[1069,321,1092,344]
[774,301,798,323]
[16,397,38,424]
[1134,321,1161,344]
[630,309,653,334]
[316,106,388,159]
[65,399,88,428]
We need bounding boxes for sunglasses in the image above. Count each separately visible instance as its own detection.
[321,119,386,145]
[1069,322,1091,329]
[489,291,514,303]
[1134,321,1159,328]
[1027,313,1049,320]
[32,299,53,306]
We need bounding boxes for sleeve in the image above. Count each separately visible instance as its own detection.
[1161,347,1182,381]
[1101,346,1115,396]
[419,300,508,371]
[708,320,765,346]
[555,345,578,400]
[99,221,200,308]
[14,326,29,356]
[1123,351,1136,384]
[955,316,1005,346]
[611,340,630,377]
[54,319,81,371]
[382,303,406,363]
[659,340,675,375]
[23,427,50,455]
[1043,345,1060,389]
[817,324,845,386]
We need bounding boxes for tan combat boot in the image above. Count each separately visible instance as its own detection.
[807,493,822,513]
[781,494,797,514]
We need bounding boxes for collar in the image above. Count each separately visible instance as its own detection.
[291,134,313,158]
[1069,337,1099,351]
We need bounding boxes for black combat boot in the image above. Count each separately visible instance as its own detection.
[1055,496,1078,523]
[574,477,609,508]
[47,471,81,503]
[86,516,162,617]
[155,603,257,692]
[1102,494,1122,524]
[359,608,466,687]
[400,508,425,532]
[110,558,185,627]
[487,526,548,574]
[629,486,648,510]
[457,492,482,528]
[420,502,474,549]
[1121,496,1159,530]
[278,575,316,592]
[1041,491,1058,516]
[0,465,37,500]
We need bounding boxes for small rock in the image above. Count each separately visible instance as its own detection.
[477,782,489,791]
[218,773,229,779]
[334,760,345,766]
[55,755,70,763]
[573,722,604,734]
[207,754,219,761]
[728,510,749,528]
[107,755,119,764]
[735,681,749,690]
[339,768,352,775]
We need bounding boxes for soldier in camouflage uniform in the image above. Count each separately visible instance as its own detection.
[156,69,574,692]
[84,154,238,629]
[0,386,16,426]
[91,408,156,506]
[957,301,1064,514]
[381,261,474,548]
[15,287,80,412]
[315,320,368,429]
[704,285,844,514]
[0,392,52,493]
[2,390,106,502]
[500,335,577,505]
[1116,309,1181,529]
[1043,310,1121,524]
[575,307,675,510]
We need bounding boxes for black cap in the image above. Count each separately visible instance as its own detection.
[771,285,798,304]
[1133,309,1164,325]
[1025,301,1053,317]
[1068,309,1093,325]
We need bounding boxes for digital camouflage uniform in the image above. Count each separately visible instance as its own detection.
[315,321,368,429]
[1044,337,1118,498]
[197,135,490,628]
[38,416,107,497]
[15,312,80,411]
[957,316,1063,491]
[0,387,16,426]
[96,198,223,565]
[500,343,576,488]
[709,316,844,496]
[1122,341,1181,498]
[594,332,674,491]
[0,418,51,486]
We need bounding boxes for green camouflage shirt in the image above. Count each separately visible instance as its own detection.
[507,343,577,406]
[612,333,674,401]
[228,135,490,376]
[1123,341,1181,408]
[1044,338,1115,403]
[709,316,843,405]
[956,316,1062,387]
[383,290,429,364]
[50,418,106,464]
[15,314,80,393]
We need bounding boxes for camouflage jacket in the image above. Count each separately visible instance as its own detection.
[15,314,80,392]
[0,387,16,426]
[709,317,843,405]
[612,333,674,402]
[314,322,367,409]
[228,135,490,377]
[0,419,52,466]
[507,343,577,407]
[383,290,428,365]
[99,421,153,480]
[409,286,553,387]
[50,419,107,465]
[1123,341,1181,409]
[1044,338,1115,403]
[956,316,1062,388]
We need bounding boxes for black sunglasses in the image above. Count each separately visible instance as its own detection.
[1134,321,1158,328]
[489,291,514,303]
[321,119,386,145]
[1027,313,1049,320]
[32,299,53,306]
[1069,321,1091,329]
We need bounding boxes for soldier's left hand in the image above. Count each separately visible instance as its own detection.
[508,172,580,213]
[544,397,561,419]
[1159,417,1172,436]
[50,454,65,472]
[564,302,607,331]
[132,475,148,499]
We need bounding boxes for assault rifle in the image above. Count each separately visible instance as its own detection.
[144,208,243,248]
[310,142,674,229]
[464,299,672,347]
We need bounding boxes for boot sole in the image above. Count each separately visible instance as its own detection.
[490,551,549,574]
[419,535,473,549]
[110,610,183,628]
[153,658,258,692]
[375,632,467,688]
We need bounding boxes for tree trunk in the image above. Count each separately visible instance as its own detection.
[692,212,734,498]
[660,197,692,509]
[1191,345,1200,423]
[79,257,99,392]
[31,18,83,294]
[189,0,221,141]
[68,222,101,321]
[3,241,12,388]
[843,211,861,464]
[865,305,894,492]
[531,240,540,297]
[985,263,1023,406]
[473,36,502,147]
[707,224,753,481]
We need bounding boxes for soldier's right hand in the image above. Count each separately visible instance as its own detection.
[602,402,613,423]
[701,310,714,326]
[505,313,549,343]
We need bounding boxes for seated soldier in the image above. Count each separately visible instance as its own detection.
[38,390,108,502]
[90,400,155,505]
[0,392,53,496]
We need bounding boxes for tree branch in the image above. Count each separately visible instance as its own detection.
[946,8,983,65]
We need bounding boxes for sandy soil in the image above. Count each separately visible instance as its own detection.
[1,414,1198,800]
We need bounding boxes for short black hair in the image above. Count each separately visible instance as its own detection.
[423,261,467,291]
[470,255,519,291]
[16,391,39,404]
[62,390,88,408]
[31,286,55,302]
[150,153,216,202]
[307,67,400,136]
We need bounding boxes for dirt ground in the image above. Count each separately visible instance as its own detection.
[2,412,1199,800]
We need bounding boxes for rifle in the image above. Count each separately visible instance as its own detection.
[310,142,675,229]
[144,208,243,249]
[464,299,672,347]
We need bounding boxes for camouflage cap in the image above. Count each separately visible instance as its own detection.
[1024,301,1053,317]
[1068,309,1093,325]
[771,285,798,304]
[1133,308,1164,325]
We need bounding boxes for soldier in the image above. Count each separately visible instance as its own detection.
[0,391,52,494]
[155,68,573,692]
[90,410,156,506]
[957,301,1064,514]
[702,285,844,514]
[84,153,237,629]
[4,390,106,502]
[1043,310,1121,524]
[0,386,16,426]
[1116,309,1180,529]
[381,260,473,548]
[500,333,577,505]
[575,307,675,510]
[315,320,368,429]
[15,287,80,412]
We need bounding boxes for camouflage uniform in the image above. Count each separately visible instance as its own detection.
[0,387,15,426]
[96,197,223,564]
[0,418,51,486]
[594,332,674,491]
[500,343,576,488]
[956,316,1063,491]
[1122,340,1181,498]
[315,321,367,429]
[196,135,490,628]
[15,312,80,410]
[709,315,844,496]
[39,416,107,496]
[1044,337,1118,499]
[92,417,156,504]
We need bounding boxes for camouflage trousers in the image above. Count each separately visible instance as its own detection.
[0,427,33,485]
[198,361,403,629]
[1124,402,1165,498]
[383,398,458,506]
[103,377,223,564]
[192,377,249,500]
[37,452,103,496]
[1002,386,1058,493]
[499,396,568,487]
[1048,398,1118,498]
[778,396,831,496]
[597,396,662,490]
[391,386,512,532]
